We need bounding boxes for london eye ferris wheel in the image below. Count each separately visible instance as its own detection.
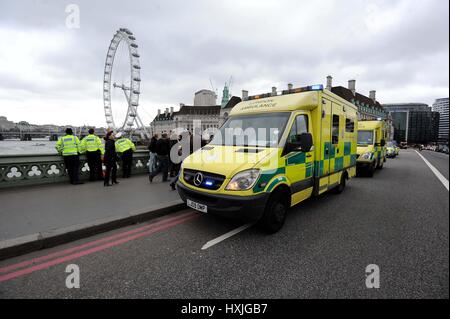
[103,28,150,139]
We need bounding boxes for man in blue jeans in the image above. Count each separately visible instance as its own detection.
[149,133,170,183]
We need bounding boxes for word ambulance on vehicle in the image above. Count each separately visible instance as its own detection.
[177,84,358,233]
[356,120,387,177]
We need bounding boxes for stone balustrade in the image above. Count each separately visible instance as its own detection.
[0,150,150,188]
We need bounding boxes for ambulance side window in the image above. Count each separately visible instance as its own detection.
[345,118,355,132]
[332,115,340,144]
[288,115,309,143]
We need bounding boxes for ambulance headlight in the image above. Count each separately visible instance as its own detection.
[361,152,373,160]
[226,169,261,191]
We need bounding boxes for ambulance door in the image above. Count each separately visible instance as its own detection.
[375,127,381,164]
[329,103,344,187]
[318,98,332,194]
[284,112,314,205]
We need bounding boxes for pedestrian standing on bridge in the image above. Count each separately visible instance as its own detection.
[115,132,136,179]
[55,128,83,185]
[80,128,104,182]
[149,133,170,183]
[148,133,159,175]
[103,131,118,187]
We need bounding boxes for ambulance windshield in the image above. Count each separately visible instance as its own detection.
[210,112,290,148]
[358,130,374,146]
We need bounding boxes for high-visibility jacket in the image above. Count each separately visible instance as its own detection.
[115,137,136,153]
[80,134,104,155]
[55,134,81,156]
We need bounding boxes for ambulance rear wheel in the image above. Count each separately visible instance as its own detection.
[334,173,346,194]
[259,191,288,234]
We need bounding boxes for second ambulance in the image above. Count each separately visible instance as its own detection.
[356,120,387,177]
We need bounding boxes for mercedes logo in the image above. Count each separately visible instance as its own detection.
[193,172,203,187]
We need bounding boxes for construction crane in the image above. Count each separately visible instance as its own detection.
[209,78,218,100]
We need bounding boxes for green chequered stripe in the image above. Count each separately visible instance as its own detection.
[314,160,323,177]
[286,152,306,166]
[330,144,336,159]
[305,162,314,178]
[253,167,286,193]
[334,157,344,171]
[350,154,357,166]
[344,142,352,156]
[315,154,357,177]
[324,142,331,160]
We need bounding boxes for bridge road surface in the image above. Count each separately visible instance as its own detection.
[420,150,449,180]
[0,149,448,298]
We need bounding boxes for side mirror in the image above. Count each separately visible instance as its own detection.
[299,133,313,152]
[287,133,313,153]
[381,139,386,147]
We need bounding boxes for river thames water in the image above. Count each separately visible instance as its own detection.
[0,139,148,155]
[0,140,57,155]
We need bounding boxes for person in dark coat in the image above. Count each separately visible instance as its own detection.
[103,131,119,187]
[148,134,158,153]
[149,133,171,183]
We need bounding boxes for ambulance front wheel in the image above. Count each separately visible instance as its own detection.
[377,157,385,169]
[367,163,376,177]
[259,189,289,234]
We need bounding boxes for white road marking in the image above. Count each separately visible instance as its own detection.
[415,150,449,191]
[201,223,255,250]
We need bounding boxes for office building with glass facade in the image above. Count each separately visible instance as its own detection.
[382,103,440,144]
[432,98,449,143]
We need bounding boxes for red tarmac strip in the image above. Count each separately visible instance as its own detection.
[0,211,196,274]
[0,212,198,283]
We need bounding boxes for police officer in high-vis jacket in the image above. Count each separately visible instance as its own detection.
[115,132,136,178]
[80,128,104,181]
[55,128,83,185]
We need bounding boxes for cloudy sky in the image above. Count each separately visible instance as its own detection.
[0,0,448,127]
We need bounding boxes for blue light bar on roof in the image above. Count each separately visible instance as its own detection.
[248,84,325,101]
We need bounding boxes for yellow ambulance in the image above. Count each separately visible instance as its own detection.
[177,85,358,233]
[356,120,387,177]
[386,141,397,158]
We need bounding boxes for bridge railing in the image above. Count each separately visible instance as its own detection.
[0,150,150,189]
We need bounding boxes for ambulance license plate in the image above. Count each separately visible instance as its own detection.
[187,199,208,213]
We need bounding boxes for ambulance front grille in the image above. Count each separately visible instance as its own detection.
[183,169,226,190]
